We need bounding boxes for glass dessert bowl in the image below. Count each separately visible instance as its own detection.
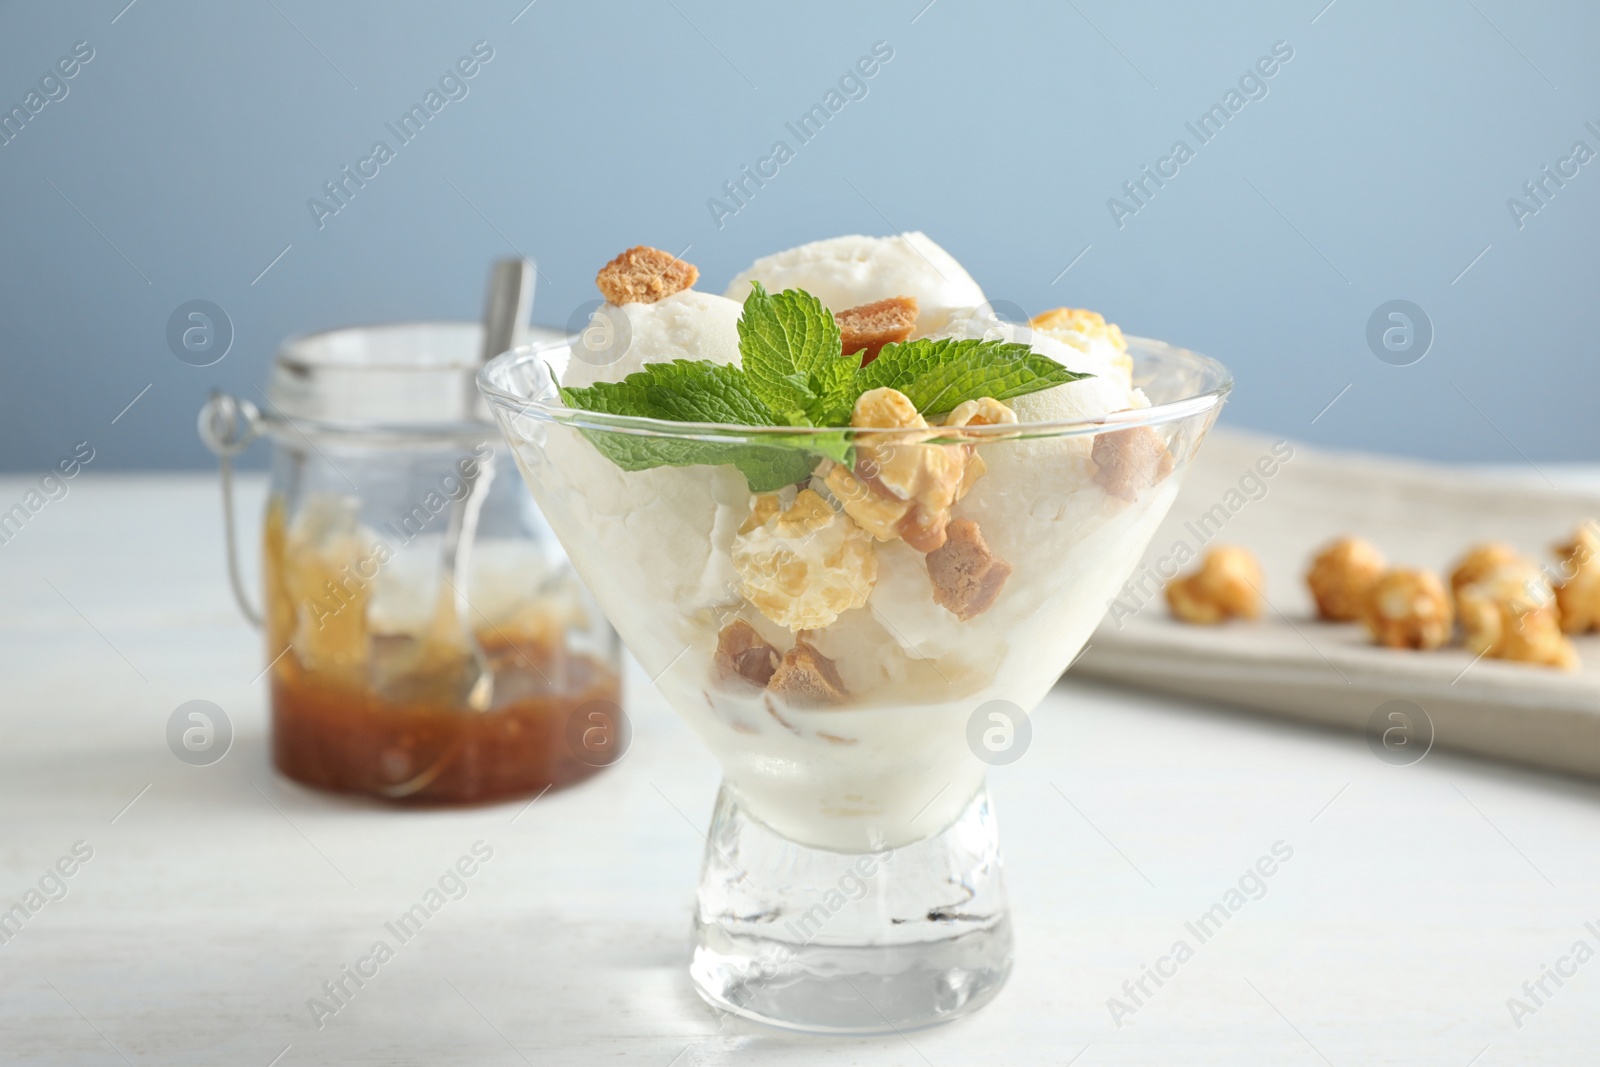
[478,235,1231,1033]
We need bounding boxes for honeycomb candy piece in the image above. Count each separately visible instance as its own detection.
[1362,568,1453,650]
[1093,426,1175,502]
[731,489,876,631]
[768,636,849,706]
[1306,536,1386,622]
[1457,564,1577,670]
[713,620,781,689]
[1029,307,1128,352]
[926,519,1013,620]
[1553,522,1600,634]
[1165,545,1263,625]
[836,296,918,365]
[1449,542,1525,594]
[595,246,698,305]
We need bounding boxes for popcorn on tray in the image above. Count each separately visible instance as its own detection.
[1448,542,1525,595]
[1553,522,1600,634]
[1306,536,1385,622]
[1456,562,1578,670]
[1362,568,1452,650]
[1165,545,1263,624]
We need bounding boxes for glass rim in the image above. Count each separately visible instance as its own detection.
[477,334,1233,443]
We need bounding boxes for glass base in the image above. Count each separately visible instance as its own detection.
[689,782,1012,1034]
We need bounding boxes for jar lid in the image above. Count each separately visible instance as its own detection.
[265,321,564,436]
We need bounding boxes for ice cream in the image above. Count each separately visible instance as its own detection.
[724,232,986,336]
[488,234,1200,850]
[561,289,743,389]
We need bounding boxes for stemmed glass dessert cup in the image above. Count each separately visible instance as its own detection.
[479,335,1231,1034]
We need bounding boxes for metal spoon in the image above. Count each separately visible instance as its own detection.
[444,257,536,712]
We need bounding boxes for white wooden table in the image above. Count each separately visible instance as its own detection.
[2,472,1598,1066]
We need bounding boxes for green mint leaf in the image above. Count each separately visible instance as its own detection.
[559,360,834,492]
[856,338,1092,417]
[736,282,851,421]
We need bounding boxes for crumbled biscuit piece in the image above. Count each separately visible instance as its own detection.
[1093,426,1175,502]
[731,489,876,631]
[1306,537,1386,622]
[1449,542,1525,594]
[836,296,918,365]
[595,246,698,305]
[768,636,849,706]
[1165,546,1263,625]
[1457,563,1577,670]
[1362,568,1453,650]
[1029,307,1128,351]
[1553,522,1600,634]
[926,519,1013,620]
[713,620,781,689]
[844,387,971,553]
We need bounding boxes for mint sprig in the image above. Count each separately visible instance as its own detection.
[857,337,1090,416]
[557,285,1094,491]
[736,282,855,426]
[560,361,827,492]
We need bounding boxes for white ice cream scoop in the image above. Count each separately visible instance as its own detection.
[562,289,744,388]
[723,232,985,336]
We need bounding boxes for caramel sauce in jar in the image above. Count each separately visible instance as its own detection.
[263,495,621,804]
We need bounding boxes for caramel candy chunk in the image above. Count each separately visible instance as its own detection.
[713,620,781,689]
[1362,568,1452,650]
[1093,426,1175,502]
[767,637,849,706]
[1306,536,1386,622]
[926,519,1013,620]
[836,296,918,365]
[1165,545,1263,624]
[595,246,698,305]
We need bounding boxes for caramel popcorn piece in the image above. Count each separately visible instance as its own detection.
[768,636,849,706]
[1093,426,1175,502]
[824,463,910,542]
[1449,542,1525,594]
[731,489,876,631]
[1362,568,1453,650]
[1029,307,1128,352]
[836,296,918,365]
[926,519,1013,620]
[1165,546,1263,625]
[1553,522,1600,634]
[842,387,970,553]
[713,620,781,689]
[1457,563,1577,670]
[595,245,698,305]
[944,397,1018,432]
[1306,536,1386,622]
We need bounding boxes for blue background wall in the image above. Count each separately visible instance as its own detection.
[1,0,1596,470]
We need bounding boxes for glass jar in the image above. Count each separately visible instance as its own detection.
[200,322,624,803]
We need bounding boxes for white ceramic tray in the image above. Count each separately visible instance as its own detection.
[1075,429,1600,777]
